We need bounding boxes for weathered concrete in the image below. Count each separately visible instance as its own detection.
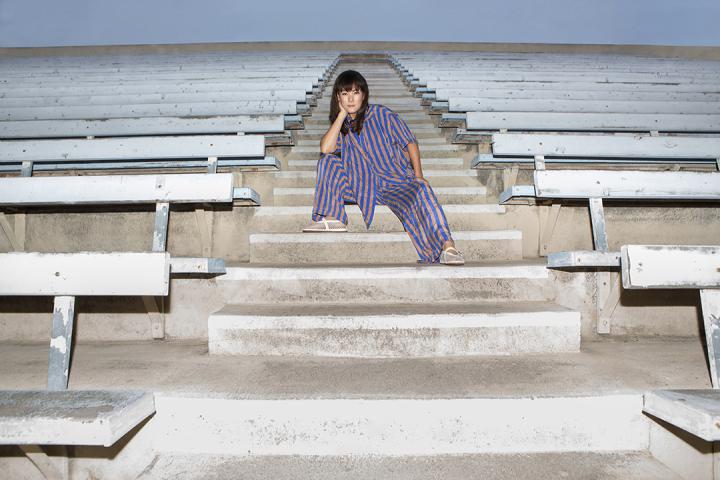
[0,390,155,447]
[209,302,581,356]
[644,390,720,442]
[0,338,708,476]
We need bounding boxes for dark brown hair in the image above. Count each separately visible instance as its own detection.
[329,70,369,135]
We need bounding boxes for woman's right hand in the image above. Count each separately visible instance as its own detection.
[336,94,349,116]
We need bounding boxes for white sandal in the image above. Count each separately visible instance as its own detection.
[440,246,465,265]
[302,218,347,232]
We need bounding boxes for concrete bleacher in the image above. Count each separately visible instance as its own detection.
[1,47,720,479]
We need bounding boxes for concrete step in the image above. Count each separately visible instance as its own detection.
[286,156,465,170]
[286,145,468,160]
[139,451,681,480]
[248,230,523,264]
[137,393,649,456]
[217,261,555,305]
[294,137,448,146]
[272,186,487,205]
[251,203,504,233]
[208,301,580,357]
[295,129,445,140]
[2,339,706,473]
[273,170,482,188]
[304,113,430,125]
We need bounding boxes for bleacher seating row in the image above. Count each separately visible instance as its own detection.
[390,51,720,445]
[0,50,341,468]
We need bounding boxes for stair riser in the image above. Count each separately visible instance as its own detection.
[251,207,505,233]
[273,174,482,188]
[218,280,554,305]
[285,157,465,170]
[249,237,523,264]
[295,130,447,140]
[286,148,469,160]
[209,313,581,356]
[273,191,486,206]
[148,395,648,455]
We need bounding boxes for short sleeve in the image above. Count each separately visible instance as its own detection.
[386,109,417,150]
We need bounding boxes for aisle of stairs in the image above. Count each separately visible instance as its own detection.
[153,60,679,477]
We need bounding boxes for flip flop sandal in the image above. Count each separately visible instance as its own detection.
[440,247,465,265]
[302,218,348,232]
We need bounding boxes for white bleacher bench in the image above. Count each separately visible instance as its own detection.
[0,252,170,390]
[0,134,279,174]
[0,173,259,339]
[495,133,720,267]
[494,133,720,334]
[620,246,720,442]
[0,114,296,140]
[0,389,156,480]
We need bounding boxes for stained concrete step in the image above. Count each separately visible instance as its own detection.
[291,144,464,154]
[273,170,482,188]
[273,186,487,205]
[294,137,448,146]
[295,129,445,140]
[248,230,523,264]
[251,204,505,233]
[217,261,555,305]
[286,145,469,160]
[300,124,440,133]
[286,156,465,170]
[2,339,706,473]
[208,301,580,357]
[138,452,681,480]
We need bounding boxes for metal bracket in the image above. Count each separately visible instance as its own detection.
[207,156,218,174]
[48,296,75,391]
[589,197,609,252]
[534,155,546,171]
[597,271,621,334]
[143,296,165,340]
[21,161,34,177]
[502,165,520,192]
[20,445,69,480]
[0,213,25,251]
[538,203,562,257]
[194,207,214,257]
[152,202,170,252]
[700,289,720,389]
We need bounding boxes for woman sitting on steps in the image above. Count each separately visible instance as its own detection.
[302,69,464,265]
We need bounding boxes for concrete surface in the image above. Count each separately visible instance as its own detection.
[209,301,581,356]
[0,390,155,447]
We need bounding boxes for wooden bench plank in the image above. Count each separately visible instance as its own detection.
[534,170,720,200]
[451,98,720,114]
[621,245,720,289]
[468,112,720,132]
[1,101,298,121]
[0,252,170,296]
[0,390,155,447]
[644,390,720,442]
[0,115,285,139]
[0,173,235,205]
[0,135,264,163]
[493,133,720,159]
[547,251,621,268]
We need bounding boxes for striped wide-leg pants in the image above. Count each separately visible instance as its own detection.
[312,153,453,263]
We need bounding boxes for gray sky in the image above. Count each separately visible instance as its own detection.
[1,0,719,48]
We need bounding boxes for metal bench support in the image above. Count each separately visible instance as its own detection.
[701,289,720,389]
[48,296,76,391]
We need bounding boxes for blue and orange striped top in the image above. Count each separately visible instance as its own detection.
[334,103,418,227]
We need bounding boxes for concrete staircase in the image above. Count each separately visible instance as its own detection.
[188,60,672,476]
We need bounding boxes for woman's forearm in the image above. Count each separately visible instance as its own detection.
[407,143,423,178]
[320,111,347,154]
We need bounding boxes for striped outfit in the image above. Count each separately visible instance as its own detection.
[312,103,453,263]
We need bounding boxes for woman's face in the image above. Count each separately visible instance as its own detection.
[337,86,364,115]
